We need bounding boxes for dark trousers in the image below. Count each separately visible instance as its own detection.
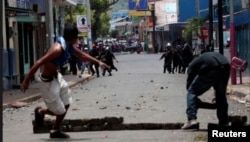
[90,63,99,76]
[102,61,112,76]
[163,61,172,73]
[69,56,77,75]
[110,62,118,71]
[186,65,230,125]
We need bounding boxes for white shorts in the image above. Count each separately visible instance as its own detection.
[38,72,73,115]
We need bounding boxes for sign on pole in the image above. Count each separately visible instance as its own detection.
[77,15,88,32]
[198,26,209,39]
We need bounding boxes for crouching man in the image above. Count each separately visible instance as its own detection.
[21,24,109,138]
[182,52,230,129]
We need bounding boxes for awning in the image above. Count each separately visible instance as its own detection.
[123,30,132,36]
[53,0,77,6]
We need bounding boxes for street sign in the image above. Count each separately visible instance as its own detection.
[198,26,209,39]
[77,15,88,32]
[156,27,164,31]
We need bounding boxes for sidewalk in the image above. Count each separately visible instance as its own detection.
[227,75,250,107]
[2,72,250,109]
[2,74,93,109]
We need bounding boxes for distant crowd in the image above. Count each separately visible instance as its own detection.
[62,40,118,77]
[160,42,193,74]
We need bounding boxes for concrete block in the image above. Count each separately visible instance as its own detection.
[33,125,51,133]
[69,119,87,126]
[142,123,163,129]
[105,117,124,124]
[125,123,143,130]
[89,124,106,131]
[162,123,184,129]
[106,124,126,130]
[228,115,247,124]
[88,118,105,125]
[72,126,84,132]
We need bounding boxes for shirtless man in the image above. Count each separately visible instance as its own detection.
[21,24,109,139]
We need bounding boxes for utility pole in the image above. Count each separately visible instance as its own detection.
[45,0,54,48]
[217,0,224,55]
[208,0,214,51]
[196,0,200,17]
[86,0,92,49]
[230,0,236,84]
[151,2,156,53]
[0,0,4,113]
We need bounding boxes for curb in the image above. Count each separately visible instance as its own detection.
[2,76,94,110]
[32,115,248,133]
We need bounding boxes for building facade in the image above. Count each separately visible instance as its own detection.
[2,0,77,90]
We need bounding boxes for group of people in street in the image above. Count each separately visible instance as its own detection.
[88,42,118,77]
[67,40,119,78]
[160,42,193,74]
[20,23,231,139]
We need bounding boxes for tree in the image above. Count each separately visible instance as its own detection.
[110,29,119,38]
[63,0,119,40]
[91,0,119,40]
[64,5,86,23]
[183,16,208,43]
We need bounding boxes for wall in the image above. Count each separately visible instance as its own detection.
[178,0,196,22]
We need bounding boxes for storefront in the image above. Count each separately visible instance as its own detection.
[3,0,39,89]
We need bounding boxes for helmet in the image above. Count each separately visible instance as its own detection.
[166,42,171,47]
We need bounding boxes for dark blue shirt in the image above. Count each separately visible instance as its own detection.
[51,36,75,67]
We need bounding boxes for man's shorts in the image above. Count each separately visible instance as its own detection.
[38,72,73,115]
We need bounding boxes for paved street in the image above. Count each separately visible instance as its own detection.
[3,53,250,142]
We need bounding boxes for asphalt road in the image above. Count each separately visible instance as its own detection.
[3,53,250,142]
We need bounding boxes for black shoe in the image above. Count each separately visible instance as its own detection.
[97,74,99,77]
[109,73,112,76]
[34,106,44,126]
[50,130,70,139]
[197,98,216,109]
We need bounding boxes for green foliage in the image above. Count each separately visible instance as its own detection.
[63,0,119,40]
[183,17,207,42]
[91,0,119,40]
[96,12,110,37]
[64,5,87,24]
[110,29,119,38]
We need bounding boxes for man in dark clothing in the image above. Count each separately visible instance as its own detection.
[89,43,100,77]
[100,47,113,76]
[160,45,173,74]
[69,53,78,75]
[182,52,230,129]
[154,41,159,53]
[180,43,193,73]
[105,47,118,72]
